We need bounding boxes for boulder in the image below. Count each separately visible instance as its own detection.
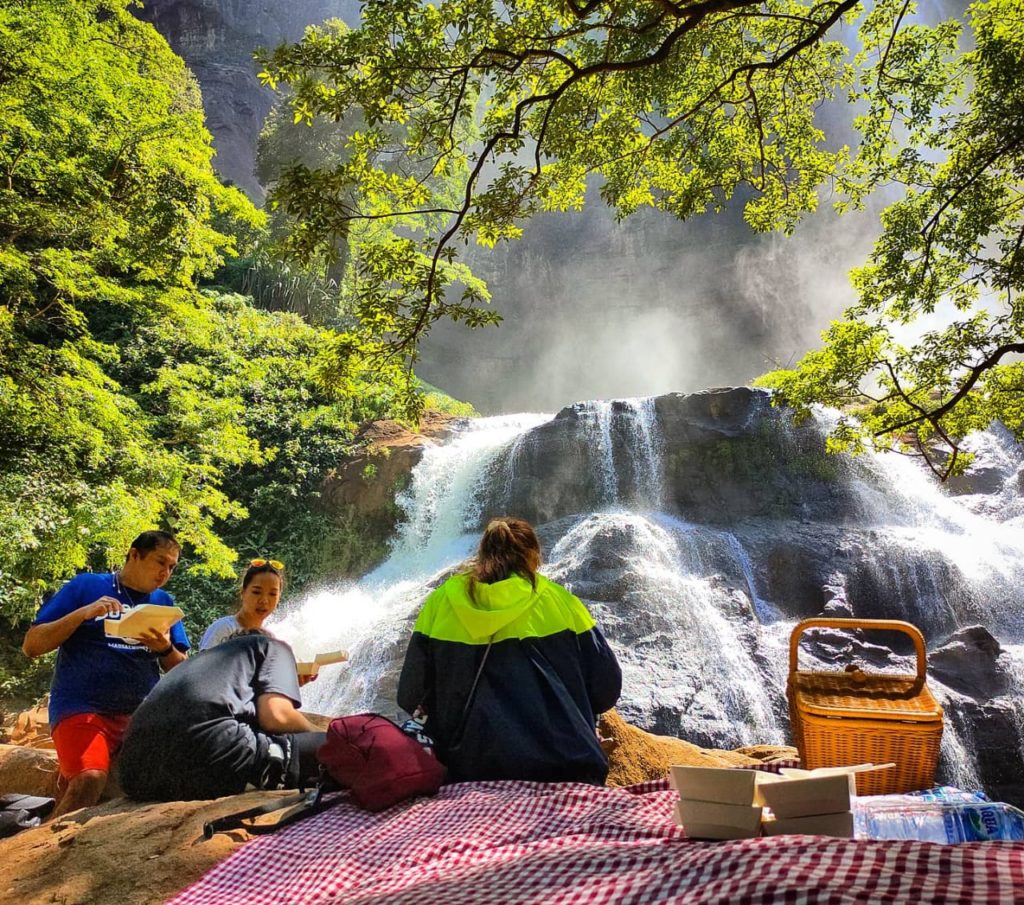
[0,744,59,798]
[321,414,463,521]
[600,709,768,787]
[0,744,125,802]
[929,625,1009,699]
[484,388,869,529]
[0,791,300,905]
[319,413,465,576]
[941,695,1024,807]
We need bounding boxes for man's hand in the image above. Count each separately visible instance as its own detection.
[257,693,317,733]
[23,596,123,658]
[131,627,186,670]
[298,673,318,688]
[135,626,171,653]
[80,596,124,621]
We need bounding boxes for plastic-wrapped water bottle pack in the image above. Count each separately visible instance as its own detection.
[854,787,1024,843]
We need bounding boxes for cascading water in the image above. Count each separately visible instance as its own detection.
[267,388,1024,803]
[579,400,618,504]
[271,413,552,717]
[545,512,785,746]
[625,397,663,508]
[574,397,664,508]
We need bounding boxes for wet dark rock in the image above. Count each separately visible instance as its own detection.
[822,594,853,619]
[929,626,1009,699]
[940,695,1024,806]
[493,387,872,527]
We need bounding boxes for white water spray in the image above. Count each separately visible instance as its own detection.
[270,413,551,715]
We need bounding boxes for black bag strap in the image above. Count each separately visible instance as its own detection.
[203,790,312,839]
[203,776,350,840]
[242,787,346,836]
[447,635,494,753]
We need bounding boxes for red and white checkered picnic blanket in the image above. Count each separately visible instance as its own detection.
[170,780,1024,905]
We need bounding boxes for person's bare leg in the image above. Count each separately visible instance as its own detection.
[48,769,107,820]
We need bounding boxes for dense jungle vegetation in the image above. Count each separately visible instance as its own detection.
[0,0,469,706]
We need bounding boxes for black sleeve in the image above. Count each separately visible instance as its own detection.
[254,638,302,708]
[397,632,431,716]
[579,626,622,715]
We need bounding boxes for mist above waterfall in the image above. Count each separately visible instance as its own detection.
[419,200,882,414]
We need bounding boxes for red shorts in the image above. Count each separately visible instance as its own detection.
[52,712,131,781]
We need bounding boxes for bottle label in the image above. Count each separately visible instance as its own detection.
[944,805,1007,842]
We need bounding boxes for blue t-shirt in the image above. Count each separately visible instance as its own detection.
[33,572,191,728]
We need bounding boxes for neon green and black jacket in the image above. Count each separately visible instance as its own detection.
[397,572,622,785]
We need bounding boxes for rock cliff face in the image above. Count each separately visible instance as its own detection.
[134,0,359,199]
[312,389,1024,807]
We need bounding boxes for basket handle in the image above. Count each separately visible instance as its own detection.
[789,618,927,681]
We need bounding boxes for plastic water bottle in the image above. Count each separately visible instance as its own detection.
[854,799,1024,843]
[904,786,989,804]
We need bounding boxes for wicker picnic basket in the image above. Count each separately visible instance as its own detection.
[787,618,944,796]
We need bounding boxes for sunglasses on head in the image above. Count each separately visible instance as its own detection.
[250,558,284,571]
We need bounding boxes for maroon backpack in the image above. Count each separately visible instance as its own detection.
[317,713,445,812]
[203,714,445,838]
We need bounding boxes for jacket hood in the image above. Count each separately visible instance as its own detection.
[446,573,540,640]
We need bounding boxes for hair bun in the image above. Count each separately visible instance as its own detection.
[485,518,513,537]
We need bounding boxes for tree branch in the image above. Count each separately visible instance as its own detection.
[876,341,1024,438]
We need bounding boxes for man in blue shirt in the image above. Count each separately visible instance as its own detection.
[22,530,190,818]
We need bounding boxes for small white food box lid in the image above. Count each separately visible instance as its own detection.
[669,766,757,806]
[295,649,349,677]
[757,773,854,819]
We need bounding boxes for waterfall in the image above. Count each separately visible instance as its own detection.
[625,397,663,508]
[575,397,664,508]
[717,530,781,624]
[264,391,1024,802]
[270,413,552,716]
[579,400,618,504]
[545,512,786,746]
[832,415,1024,639]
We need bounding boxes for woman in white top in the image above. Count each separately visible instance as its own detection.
[199,559,282,650]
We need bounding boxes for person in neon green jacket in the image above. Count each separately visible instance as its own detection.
[398,517,622,784]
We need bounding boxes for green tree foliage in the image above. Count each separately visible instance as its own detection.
[215,98,358,324]
[104,290,417,640]
[261,0,1023,475]
[760,0,1024,477]
[257,0,863,359]
[0,1,474,707]
[256,17,484,364]
[0,0,261,615]
[0,2,421,626]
